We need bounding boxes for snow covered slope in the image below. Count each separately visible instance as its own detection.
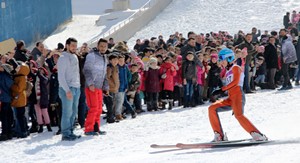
[0,87,300,162]
[128,0,300,48]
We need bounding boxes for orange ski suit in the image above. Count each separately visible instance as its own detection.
[208,64,260,137]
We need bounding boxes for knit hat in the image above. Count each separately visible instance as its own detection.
[211,53,218,59]
[149,57,157,64]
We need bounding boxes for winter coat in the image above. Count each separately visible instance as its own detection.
[174,60,183,86]
[208,62,221,87]
[78,53,88,87]
[144,67,161,93]
[0,72,14,103]
[14,49,28,62]
[283,15,290,28]
[281,36,298,64]
[27,72,37,104]
[36,71,49,108]
[160,62,177,91]
[83,48,109,90]
[264,43,279,69]
[107,64,120,93]
[30,47,42,61]
[196,65,205,86]
[49,72,59,104]
[11,63,30,107]
[128,72,140,91]
[118,64,130,92]
[182,60,197,80]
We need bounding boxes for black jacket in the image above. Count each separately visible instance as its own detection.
[182,60,197,80]
[208,62,221,87]
[264,44,279,69]
[14,49,28,62]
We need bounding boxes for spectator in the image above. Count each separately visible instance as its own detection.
[57,37,81,141]
[14,40,28,62]
[278,29,298,90]
[83,38,109,135]
[31,42,44,61]
[283,12,290,29]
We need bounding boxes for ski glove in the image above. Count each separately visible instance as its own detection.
[211,88,225,96]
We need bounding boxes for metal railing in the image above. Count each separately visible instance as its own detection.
[89,0,156,45]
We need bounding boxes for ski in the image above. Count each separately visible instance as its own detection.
[150,138,251,149]
[176,139,273,149]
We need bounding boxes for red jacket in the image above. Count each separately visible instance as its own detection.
[160,62,177,91]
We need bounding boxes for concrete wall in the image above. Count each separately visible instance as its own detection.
[90,0,172,47]
[0,0,72,44]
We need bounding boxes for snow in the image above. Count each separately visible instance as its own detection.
[1,87,300,162]
[3,0,300,162]
[127,0,300,48]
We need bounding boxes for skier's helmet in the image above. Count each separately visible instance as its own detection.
[218,48,235,63]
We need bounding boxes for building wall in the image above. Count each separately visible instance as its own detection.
[0,0,72,44]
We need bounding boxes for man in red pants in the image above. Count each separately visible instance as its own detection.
[208,48,267,142]
[83,39,109,136]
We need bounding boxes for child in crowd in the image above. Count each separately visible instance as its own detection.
[160,56,177,110]
[127,64,140,105]
[195,53,205,105]
[35,67,52,133]
[173,55,183,106]
[182,51,197,108]
[144,57,161,111]
[105,53,119,123]
[207,52,222,101]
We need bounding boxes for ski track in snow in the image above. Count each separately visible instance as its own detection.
[0,87,300,162]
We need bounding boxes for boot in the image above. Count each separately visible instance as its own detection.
[116,114,123,121]
[46,124,52,132]
[38,125,43,133]
[29,121,38,133]
[131,111,137,119]
[168,99,173,110]
[147,102,152,111]
[161,101,167,110]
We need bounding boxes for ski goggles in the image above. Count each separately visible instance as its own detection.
[218,54,234,62]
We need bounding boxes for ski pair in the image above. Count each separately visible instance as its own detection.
[151,139,272,149]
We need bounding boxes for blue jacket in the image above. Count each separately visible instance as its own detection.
[0,72,14,103]
[118,64,131,92]
[83,48,109,90]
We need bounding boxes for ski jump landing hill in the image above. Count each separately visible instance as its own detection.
[89,0,173,48]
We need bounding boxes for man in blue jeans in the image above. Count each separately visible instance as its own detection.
[58,38,81,141]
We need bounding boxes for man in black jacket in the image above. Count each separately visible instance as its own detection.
[264,36,278,89]
[14,40,28,62]
[283,12,290,29]
[30,42,44,61]
[181,38,203,67]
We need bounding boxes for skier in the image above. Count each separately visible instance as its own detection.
[208,48,268,142]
